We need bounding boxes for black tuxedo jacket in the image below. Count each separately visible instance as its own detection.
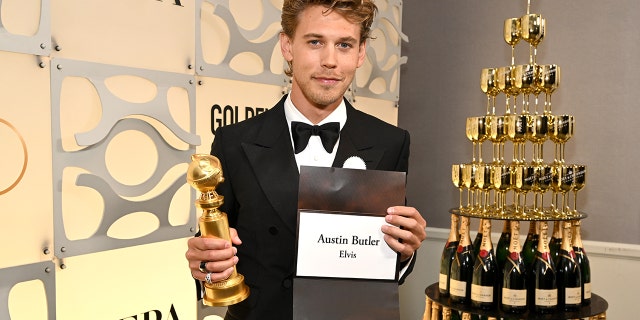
[208,95,415,320]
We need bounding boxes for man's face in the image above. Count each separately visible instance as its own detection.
[280,5,366,111]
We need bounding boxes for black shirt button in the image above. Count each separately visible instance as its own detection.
[282,278,292,288]
[268,226,279,235]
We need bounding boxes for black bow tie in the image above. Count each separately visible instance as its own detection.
[291,121,340,154]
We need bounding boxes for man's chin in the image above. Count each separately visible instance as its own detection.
[310,95,343,108]
[302,89,341,106]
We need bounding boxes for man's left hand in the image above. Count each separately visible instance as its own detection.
[381,206,427,262]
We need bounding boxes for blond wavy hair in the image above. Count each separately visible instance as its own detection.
[281,0,378,77]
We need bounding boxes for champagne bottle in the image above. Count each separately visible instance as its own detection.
[473,219,483,256]
[531,221,557,314]
[450,216,474,304]
[501,220,527,314]
[495,220,511,304]
[521,221,539,268]
[521,221,538,308]
[557,220,582,311]
[439,214,460,296]
[471,219,497,309]
[549,221,563,265]
[496,220,511,272]
[572,219,591,305]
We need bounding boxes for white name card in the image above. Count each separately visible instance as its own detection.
[295,210,398,280]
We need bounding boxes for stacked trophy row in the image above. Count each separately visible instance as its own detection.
[452,18,582,222]
[425,2,608,319]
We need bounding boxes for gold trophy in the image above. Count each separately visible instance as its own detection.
[508,113,529,164]
[480,68,500,115]
[538,64,561,114]
[491,163,512,217]
[535,164,553,216]
[550,114,574,164]
[514,164,537,217]
[488,115,508,164]
[514,64,536,114]
[551,164,574,218]
[521,13,545,65]
[462,163,478,212]
[474,163,493,215]
[527,114,549,164]
[504,18,521,66]
[452,164,466,210]
[558,164,576,217]
[497,65,518,114]
[186,154,250,306]
[466,116,488,163]
[572,164,587,214]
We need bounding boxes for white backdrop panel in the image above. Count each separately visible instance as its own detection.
[0,50,53,269]
[55,238,195,320]
[50,0,194,74]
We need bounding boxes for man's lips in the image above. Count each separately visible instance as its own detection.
[313,75,342,83]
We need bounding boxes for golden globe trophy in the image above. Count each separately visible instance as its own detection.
[186,154,250,306]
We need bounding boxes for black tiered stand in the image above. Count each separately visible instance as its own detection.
[425,283,608,319]
[425,209,608,319]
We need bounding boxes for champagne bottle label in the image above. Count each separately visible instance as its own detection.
[565,286,582,305]
[439,273,448,291]
[502,288,527,306]
[535,288,557,306]
[584,282,592,299]
[471,284,494,303]
[450,279,467,298]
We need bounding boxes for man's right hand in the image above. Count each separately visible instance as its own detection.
[185,227,241,283]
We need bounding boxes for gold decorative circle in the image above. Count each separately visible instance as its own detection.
[0,118,28,195]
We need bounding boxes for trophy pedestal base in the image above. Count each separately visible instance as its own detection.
[203,274,250,307]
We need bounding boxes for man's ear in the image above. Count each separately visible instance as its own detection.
[280,32,293,62]
[357,40,367,68]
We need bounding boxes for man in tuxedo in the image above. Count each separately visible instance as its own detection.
[185,0,427,319]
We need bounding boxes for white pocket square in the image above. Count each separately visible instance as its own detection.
[342,156,367,170]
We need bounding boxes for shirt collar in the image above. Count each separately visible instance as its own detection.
[284,95,347,130]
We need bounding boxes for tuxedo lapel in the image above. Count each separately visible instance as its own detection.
[333,102,384,169]
[241,99,300,234]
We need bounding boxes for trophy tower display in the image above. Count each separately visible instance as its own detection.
[187,154,250,306]
[424,1,608,319]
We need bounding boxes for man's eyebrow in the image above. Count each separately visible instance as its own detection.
[337,36,358,44]
[302,33,324,40]
[302,33,358,43]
